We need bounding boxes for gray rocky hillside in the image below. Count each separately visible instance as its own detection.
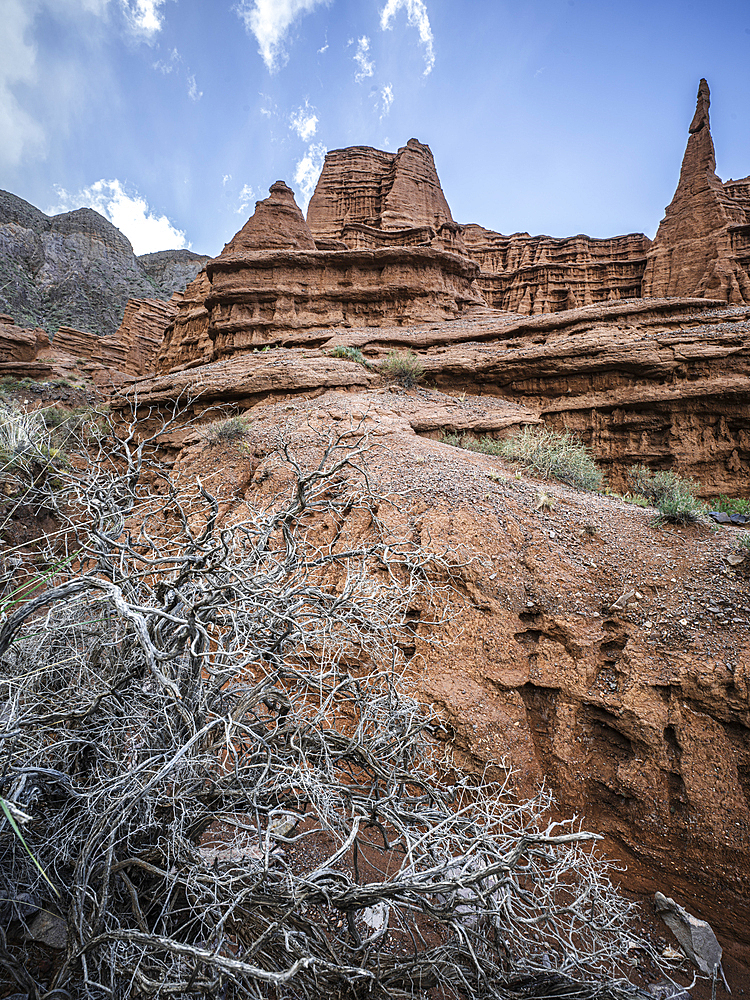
[0,189,210,338]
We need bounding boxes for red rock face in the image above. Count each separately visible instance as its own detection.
[307,139,464,253]
[221,181,317,254]
[156,182,485,371]
[462,227,651,313]
[643,79,750,303]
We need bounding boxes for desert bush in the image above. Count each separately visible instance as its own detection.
[0,413,655,999]
[378,349,425,387]
[200,413,250,444]
[627,465,704,524]
[326,345,369,365]
[709,494,750,517]
[0,403,62,476]
[499,425,604,492]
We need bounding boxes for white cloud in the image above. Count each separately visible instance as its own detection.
[187,73,202,101]
[222,173,232,186]
[237,184,255,215]
[290,102,318,141]
[317,41,328,54]
[294,142,326,209]
[153,47,180,73]
[380,83,394,117]
[50,179,188,255]
[353,36,374,83]
[0,0,45,168]
[380,0,435,75]
[120,0,168,40]
[234,0,330,73]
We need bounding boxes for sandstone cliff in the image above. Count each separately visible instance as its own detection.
[462,226,651,313]
[307,138,465,253]
[643,79,750,304]
[157,182,485,371]
[0,189,208,338]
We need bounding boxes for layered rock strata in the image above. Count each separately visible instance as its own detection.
[157,181,485,371]
[643,79,750,304]
[462,226,651,313]
[307,139,464,253]
[323,298,750,495]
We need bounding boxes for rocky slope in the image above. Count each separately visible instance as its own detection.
[108,372,750,967]
[0,189,209,337]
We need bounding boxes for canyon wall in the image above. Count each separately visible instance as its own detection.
[157,180,484,371]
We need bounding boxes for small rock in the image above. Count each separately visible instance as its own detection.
[654,891,722,975]
[730,513,748,525]
[609,589,635,611]
[25,911,68,950]
[709,511,732,524]
[726,550,746,566]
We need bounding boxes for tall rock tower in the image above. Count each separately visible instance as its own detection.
[642,79,750,303]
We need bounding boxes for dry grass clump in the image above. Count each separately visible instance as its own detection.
[627,465,704,524]
[444,425,604,493]
[200,413,250,445]
[378,349,425,387]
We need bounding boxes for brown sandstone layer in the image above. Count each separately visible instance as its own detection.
[462,226,651,313]
[156,182,485,372]
[307,138,465,253]
[643,79,750,304]
[323,298,750,495]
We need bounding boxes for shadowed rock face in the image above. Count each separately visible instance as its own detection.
[0,190,209,337]
[643,79,750,304]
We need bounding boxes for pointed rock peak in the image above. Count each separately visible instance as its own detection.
[689,78,711,134]
[221,180,317,255]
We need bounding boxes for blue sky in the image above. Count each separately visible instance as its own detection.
[2,0,749,256]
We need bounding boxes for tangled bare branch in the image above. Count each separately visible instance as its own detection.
[0,405,654,999]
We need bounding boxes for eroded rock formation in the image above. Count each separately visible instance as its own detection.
[462,226,651,314]
[157,181,485,371]
[307,139,464,253]
[643,79,750,303]
[0,295,173,383]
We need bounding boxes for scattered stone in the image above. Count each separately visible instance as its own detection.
[709,512,733,524]
[654,891,722,975]
[609,589,636,611]
[25,910,68,949]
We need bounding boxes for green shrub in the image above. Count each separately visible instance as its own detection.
[326,346,369,366]
[627,465,704,524]
[440,432,504,456]
[200,414,249,445]
[499,425,604,492]
[378,349,425,387]
[709,494,750,517]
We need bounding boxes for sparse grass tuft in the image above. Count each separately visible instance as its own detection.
[627,465,704,524]
[378,349,425,387]
[440,432,504,456]
[499,425,604,492]
[200,414,250,445]
[326,346,369,366]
